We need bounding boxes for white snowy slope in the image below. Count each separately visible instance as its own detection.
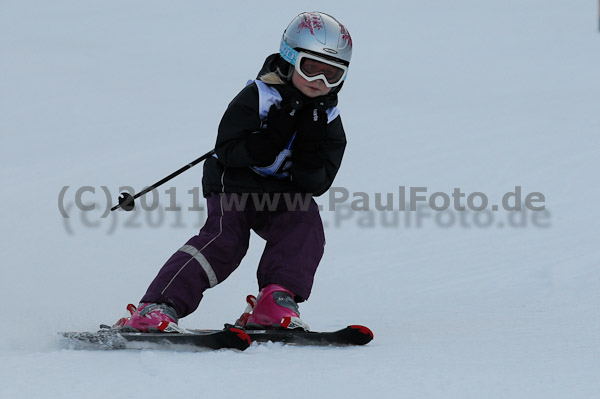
[1,0,599,398]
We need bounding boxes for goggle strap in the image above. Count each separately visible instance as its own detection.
[280,40,299,65]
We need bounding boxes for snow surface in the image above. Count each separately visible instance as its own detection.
[1,0,599,398]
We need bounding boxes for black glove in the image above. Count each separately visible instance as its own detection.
[245,103,298,166]
[292,106,328,169]
[277,84,306,111]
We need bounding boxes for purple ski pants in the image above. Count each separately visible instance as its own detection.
[141,193,325,318]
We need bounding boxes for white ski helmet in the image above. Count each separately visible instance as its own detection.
[279,12,352,87]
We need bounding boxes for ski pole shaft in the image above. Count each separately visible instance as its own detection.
[111,149,215,211]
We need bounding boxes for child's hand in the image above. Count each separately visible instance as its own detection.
[277,85,305,111]
[292,107,328,169]
[245,104,298,166]
[266,103,298,138]
[295,107,328,150]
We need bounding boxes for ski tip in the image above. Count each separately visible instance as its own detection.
[348,325,374,345]
[228,327,252,349]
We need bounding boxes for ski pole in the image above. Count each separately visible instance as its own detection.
[111,149,215,212]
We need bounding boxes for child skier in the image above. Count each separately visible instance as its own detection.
[121,12,352,332]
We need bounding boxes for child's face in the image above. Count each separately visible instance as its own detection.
[291,70,332,98]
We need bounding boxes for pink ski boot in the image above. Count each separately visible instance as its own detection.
[121,303,179,332]
[244,284,310,331]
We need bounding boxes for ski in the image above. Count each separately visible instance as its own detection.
[60,326,251,351]
[60,324,373,350]
[221,324,374,346]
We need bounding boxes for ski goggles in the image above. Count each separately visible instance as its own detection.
[280,41,349,88]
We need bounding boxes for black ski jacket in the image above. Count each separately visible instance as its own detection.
[202,55,347,197]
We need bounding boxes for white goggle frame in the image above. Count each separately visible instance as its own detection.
[280,41,348,88]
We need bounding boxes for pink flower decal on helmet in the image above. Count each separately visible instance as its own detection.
[296,12,324,35]
[340,23,352,48]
